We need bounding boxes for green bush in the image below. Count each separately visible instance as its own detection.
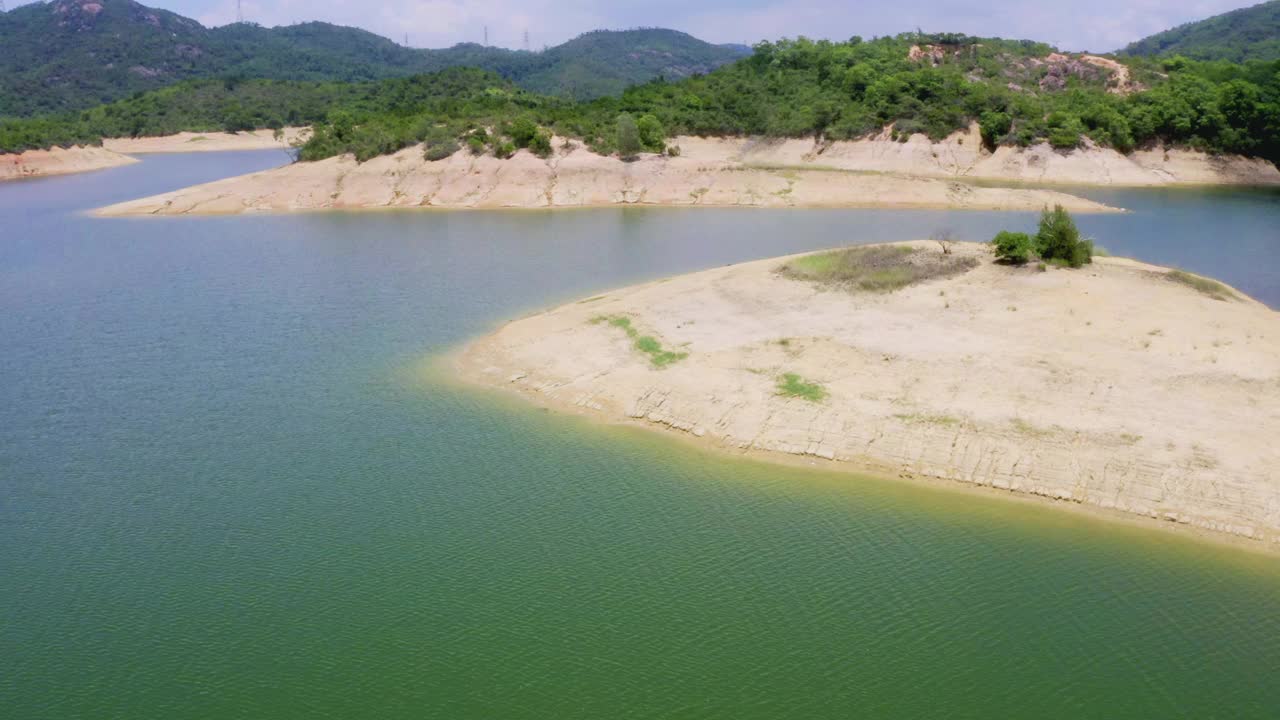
[508,117,539,148]
[1047,112,1084,149]
[494,141,516,159]
[467,134,486,155]
[992,231,1034,264]
[1034,205,1092,267]
[529,128,553,158]
[636,113,666,152]
[422,125,459,161]
[616,113,641,159]
[979,111,1012,149]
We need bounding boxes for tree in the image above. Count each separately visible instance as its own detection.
[616,113,641,159]
[1035,205,1092,267]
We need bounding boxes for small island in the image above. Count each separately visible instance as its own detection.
[457,223,1280,546]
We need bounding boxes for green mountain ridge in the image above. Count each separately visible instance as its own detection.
[0,0,749,117]
[1120,1,1280,62]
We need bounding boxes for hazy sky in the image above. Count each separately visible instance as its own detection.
[9,0,1266,52]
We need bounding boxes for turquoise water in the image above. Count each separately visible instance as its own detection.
[2,153,1279,718]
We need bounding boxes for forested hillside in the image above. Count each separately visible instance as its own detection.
[4,35,1278,169]
[1121,1,1280,62]
[0,0,748,117]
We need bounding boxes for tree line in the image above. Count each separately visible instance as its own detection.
[3,35,1278,167]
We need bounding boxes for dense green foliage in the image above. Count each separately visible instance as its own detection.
[4,31,1279,169]
[0,0,747,117]
[992,206,1092,268]
[1121,1,1280,62]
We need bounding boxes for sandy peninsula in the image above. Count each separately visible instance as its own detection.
[457,242,1280,547]
[101,127,311,153]
[92,122,1280,216]
[94,137,1122,216]
[1,145,137,181]
[0,127,310,183]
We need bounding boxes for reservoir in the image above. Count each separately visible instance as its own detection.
[2,151,1278,718]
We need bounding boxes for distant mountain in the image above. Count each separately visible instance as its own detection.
[0,0,750,117]
[1119,1,1280,62]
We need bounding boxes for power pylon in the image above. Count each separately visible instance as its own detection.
[483,25,488,46]
[523,29,530,51]
[236,0,243,24]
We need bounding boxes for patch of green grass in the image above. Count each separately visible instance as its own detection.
[780,245,977,293]
[776,373,827,402]
[590,315,688,368]
[1166,270,1236,301]
[1010,417,1055,438]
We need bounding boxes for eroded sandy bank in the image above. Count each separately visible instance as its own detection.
[94,139,1121,216]
[102,127,311,153]
[1,145,137,181]
[709,124,1280,187]
[93,123,1280,216]
[457,242,1280,547]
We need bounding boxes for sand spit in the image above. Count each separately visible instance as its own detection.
[457,242,1280,547]
[94,139,1120,216]
[93,124,1280,216]
[102,127,311,154]
[1,145,137,181]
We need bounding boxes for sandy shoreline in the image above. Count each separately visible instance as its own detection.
[0,127,309,182]
[93,138,1125,216]
[455,242,1280,549]
[91,123,1280,216]
[1,145,137,181]
[101,127,311,154]
[710,125,1280,187]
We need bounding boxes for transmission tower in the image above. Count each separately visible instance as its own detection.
[235,0,243,24]
[483,25,488,46]
[523,29,530,51]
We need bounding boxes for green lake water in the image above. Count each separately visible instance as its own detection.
[2,152,1279,718]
